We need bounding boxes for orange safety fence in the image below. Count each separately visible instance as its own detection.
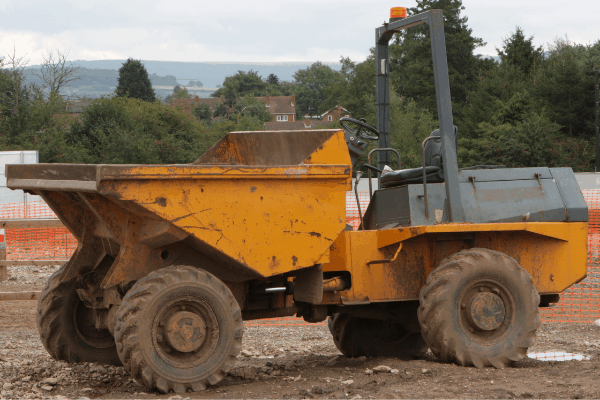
[541,189,600,323]
[0,200,77,261]
[3,192,600,326]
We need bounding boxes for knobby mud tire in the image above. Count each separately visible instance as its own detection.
[328,313,428,358]
[114,266,243,394]
[37,264,121,365]
[418,248,541,369]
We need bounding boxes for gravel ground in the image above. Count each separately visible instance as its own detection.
[0,265,60,293]
[3,268,600,399]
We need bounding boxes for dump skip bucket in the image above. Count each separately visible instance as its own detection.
[7,129,352,285]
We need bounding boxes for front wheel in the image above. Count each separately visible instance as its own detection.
[418,248,541,368]
[114,266,243,393]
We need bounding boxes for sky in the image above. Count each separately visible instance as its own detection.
[1,0,600,66]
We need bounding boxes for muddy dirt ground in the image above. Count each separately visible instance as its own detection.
[2,267,600,399]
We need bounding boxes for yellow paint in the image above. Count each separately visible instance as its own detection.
[301,132,354,190]
[323,222,588,303]
[96,130,352,278]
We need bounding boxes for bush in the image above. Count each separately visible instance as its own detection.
[68,97,210,164]
[458,113,594,171]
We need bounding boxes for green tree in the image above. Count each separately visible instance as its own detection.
[266,73,279,85]
[291,62,342,116]
[212,102,230,119]
[212,70,267,106]
[164,85,192,103]
[532,37,598,138]
[0,56,31,141]
[389,95,438,168]
[461,60,529,139]
[489,90,531,126]
[325,56,376,123]
[389,0,484,116]
[0,50,88,162]
[193,103,212,122]
[68,97,208,164]
[496,26,544,75]
[458,114,593,171]
[231,97,272,124]
[115,58,156,102]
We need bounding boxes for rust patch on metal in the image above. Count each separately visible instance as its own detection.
[192,130,336,166]
[468,292,505,331]
[165,311,207,353]
[155,197,167,207]
[269,256,280,270]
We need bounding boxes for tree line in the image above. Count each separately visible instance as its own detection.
[1,0,599,170]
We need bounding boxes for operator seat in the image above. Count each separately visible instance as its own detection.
[380,126,458,188]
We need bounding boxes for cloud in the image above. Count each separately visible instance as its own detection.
[1,0,599,65]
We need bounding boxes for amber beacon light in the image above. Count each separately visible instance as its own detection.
[390,7,407,22]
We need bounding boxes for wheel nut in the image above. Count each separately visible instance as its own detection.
[461,303,466,309]
[181,305,186,311]
[166,348,171,353]
[479,287,485,292]
[157,335,163,343]
[492,288,499,294]
[159,322,164,327]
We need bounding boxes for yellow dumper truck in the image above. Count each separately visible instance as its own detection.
[6,9,588,394]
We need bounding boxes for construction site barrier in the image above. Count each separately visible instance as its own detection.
[2,192,600,326]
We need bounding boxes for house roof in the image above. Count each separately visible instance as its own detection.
[305,120,332,129]
[257,95,296,115]
[321,104,350,118]
[264,121,306,131]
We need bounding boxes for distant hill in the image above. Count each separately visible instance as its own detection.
[58,60,341,88]
[22,60,342,99]
[22,66,179,99]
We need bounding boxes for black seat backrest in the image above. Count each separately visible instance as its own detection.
[423,126,458,169]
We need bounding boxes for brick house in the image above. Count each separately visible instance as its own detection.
[317,104,352,123]
[264,103,352,131]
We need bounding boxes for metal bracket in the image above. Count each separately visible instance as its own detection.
[367,243,403,266]
[354,171,364,230]
[469,175,476,188]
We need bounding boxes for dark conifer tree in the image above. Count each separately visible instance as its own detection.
[115,58,156,102]
[389,0,484,116]
[497,27,544,75]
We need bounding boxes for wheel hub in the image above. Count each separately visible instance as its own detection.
[467,292,505,331]
[165,311,207,353]
[153,296,220,368]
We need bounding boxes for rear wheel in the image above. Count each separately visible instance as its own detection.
[328,313,428,358]
[418,248,540,368]
[37,264,121,365]
[114,266,243,393]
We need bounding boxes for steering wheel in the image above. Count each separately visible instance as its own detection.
[339,117,380,141]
